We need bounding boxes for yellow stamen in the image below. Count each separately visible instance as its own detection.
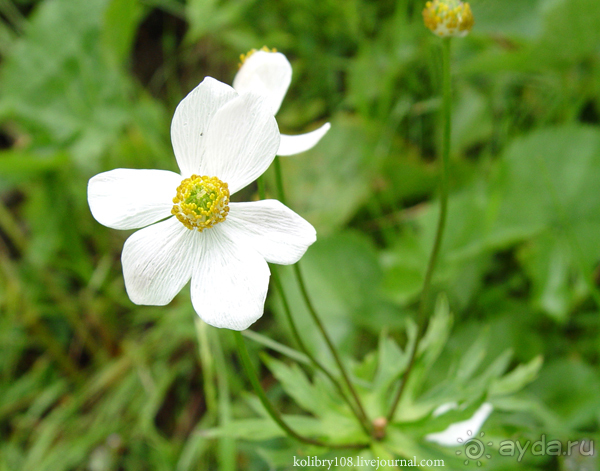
[171,175,230,231]
[423,0,473,38]
[238,46,278,68]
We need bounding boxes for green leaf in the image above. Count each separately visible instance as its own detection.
[372,335,407,391]
[281,113,382,235]
[454,330,489,383]
[528,358,600,430]
[0,151,68,178]
[403,395,487,438]
[417,295,453,369]
[273,230,384,359]
[185,0,248,43]
[262,355,325,416]
[518,234,582,321]
[492,125,600,317]
[534,0,600,66]
[471,0,544,38]
[384,428,453,467]
[491,355,543,396]
[102,0,145,64]
[242,330,309,365]
[207,416,320,441]
[0,0,132,167]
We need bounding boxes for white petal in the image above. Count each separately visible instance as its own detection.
[277,122,331,156]
[122,217,199,305]
[171,77,238,176]
[190,228,270,330]
[202,93,279,194]
[233,50,292,115]
[425,403,493,447]
[88,169,181,230]
[222,200,316,265]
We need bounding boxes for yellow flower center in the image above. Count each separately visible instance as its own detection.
[423,0,474,37]
[171,175,230,231]
[238,46,277,68]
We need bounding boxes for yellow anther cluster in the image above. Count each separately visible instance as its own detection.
[423,0,474,38]
[172,175,230,231]
[238,46,278,67]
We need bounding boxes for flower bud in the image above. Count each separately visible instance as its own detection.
[423,0,474,38]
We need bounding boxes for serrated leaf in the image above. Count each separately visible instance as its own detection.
[262,355,324,416]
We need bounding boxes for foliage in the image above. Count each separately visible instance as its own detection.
[0,0,599,469]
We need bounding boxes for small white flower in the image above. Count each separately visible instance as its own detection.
[233,48,330,156]
[88,77,316,330]
[425,402,493,446]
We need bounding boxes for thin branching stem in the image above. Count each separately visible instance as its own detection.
[233,331,366,449]
[257,173,372,436]
[271,267,372,437]
[386,38,452,422]
[292,262,373,435]
[270,159,374,435]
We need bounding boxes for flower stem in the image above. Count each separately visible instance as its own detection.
[257,176,267,200]
[386,38,452,422]
[271,158,373,436]
[232,330,365,449]
[271,266,372,437]
[293,263,373,435]
[274,155,287,203]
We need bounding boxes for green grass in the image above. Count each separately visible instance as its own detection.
[0,0,599,469]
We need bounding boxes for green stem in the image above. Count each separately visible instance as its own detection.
[214,330,236,471]
[274,156,287,204]
[386,38,452,422]
[271,159,372,434]
[293,263,373,435]
[196,319,217,415]
[271,267,372,437]
[257,176,267,200]
[233,331,365,449]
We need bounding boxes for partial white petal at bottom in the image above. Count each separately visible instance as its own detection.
[277,122,331,156]
[122,217,199,305]
[222,200,316,265]
[191,228,270,330]
[425,403,493,447]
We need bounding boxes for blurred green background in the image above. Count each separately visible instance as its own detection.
[0,0,599,469]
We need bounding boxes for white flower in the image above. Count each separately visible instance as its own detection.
[425,402,493,446]
[88,77,316,330]
[233,48,330,156]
